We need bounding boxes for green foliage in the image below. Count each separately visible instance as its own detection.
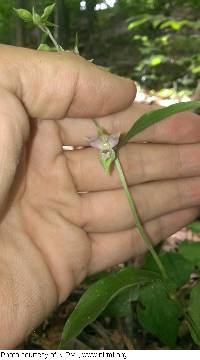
[188,281,200,346]
[187,221,200,233]
[120,101,200,146]
[41,3,56,21]
[58,267,160,348]
[13,8,32,22]
[137,281,181,347]
[143,252,195,288]
[1,0,200,90]
[103,286,139,318]
[37,43,57,51]
[178,241,200,267]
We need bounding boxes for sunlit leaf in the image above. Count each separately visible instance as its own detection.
[150,55,166,66]
[128,16,149,29]
[120,101,200,146]
[191,65,200,74]
[160,19,190,31]
[59,267,160,349]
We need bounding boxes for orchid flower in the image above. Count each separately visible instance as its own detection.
[88,120,120,174]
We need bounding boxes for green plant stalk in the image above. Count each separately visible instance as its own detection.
[39,25,62,51]
[115,157,168,280]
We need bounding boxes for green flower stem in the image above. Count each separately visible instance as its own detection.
[114,157,168,281]
[39,25,63,51]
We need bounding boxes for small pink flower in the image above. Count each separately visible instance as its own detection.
[88,133,120,150]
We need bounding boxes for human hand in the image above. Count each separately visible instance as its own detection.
[0,45,199,349]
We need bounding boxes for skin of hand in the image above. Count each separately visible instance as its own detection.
[0,45,200,349]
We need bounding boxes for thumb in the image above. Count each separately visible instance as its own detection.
[0,45,136,120]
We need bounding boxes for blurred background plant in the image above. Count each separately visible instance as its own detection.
[1,0,199,95]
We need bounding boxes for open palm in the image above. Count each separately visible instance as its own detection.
[0,45,200,349]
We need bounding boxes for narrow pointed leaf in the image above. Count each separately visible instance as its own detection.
[59,267,160,348]
[120,101,200,146]
[41,4,56,21]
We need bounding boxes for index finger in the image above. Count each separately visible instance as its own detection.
[0,45,136,120]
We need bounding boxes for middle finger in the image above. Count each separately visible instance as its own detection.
[65,142,200,191]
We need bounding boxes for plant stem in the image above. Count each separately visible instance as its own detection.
[115,157,168,280]
[39,25,63,51]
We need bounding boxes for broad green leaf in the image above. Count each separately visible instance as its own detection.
[137,281,181,347]
[41,4,56,21]
[178,241,200,267]
[103,286,139,318]
[120,101,200,146]
[144,251,195,288]
[187,221,200,233]
[188,280,200,346]
[13,8,32,22]
[59,267,160,349]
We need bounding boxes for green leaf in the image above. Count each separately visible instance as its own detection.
[103,286,139,318]
[41,3,56,21]
[144,251,195,288]
[37,44,57,51]
[59,267,160,349]
[187,221,200,233]
[188,280,200,346]
[137,281,181,347]
[179,241,200,267]
[120,101,200,146]
[160,19,190,31]
[32,7,41,26]
[150,55,166,67]
[128,16,149,29]
[13,8,32,22]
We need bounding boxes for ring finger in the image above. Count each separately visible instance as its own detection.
[80,177,200,232]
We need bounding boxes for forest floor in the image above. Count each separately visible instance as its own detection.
[21,87,200,350]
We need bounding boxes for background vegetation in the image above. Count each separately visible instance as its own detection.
[1,0,199,94]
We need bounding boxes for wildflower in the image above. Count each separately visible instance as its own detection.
[88,122,120,174]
